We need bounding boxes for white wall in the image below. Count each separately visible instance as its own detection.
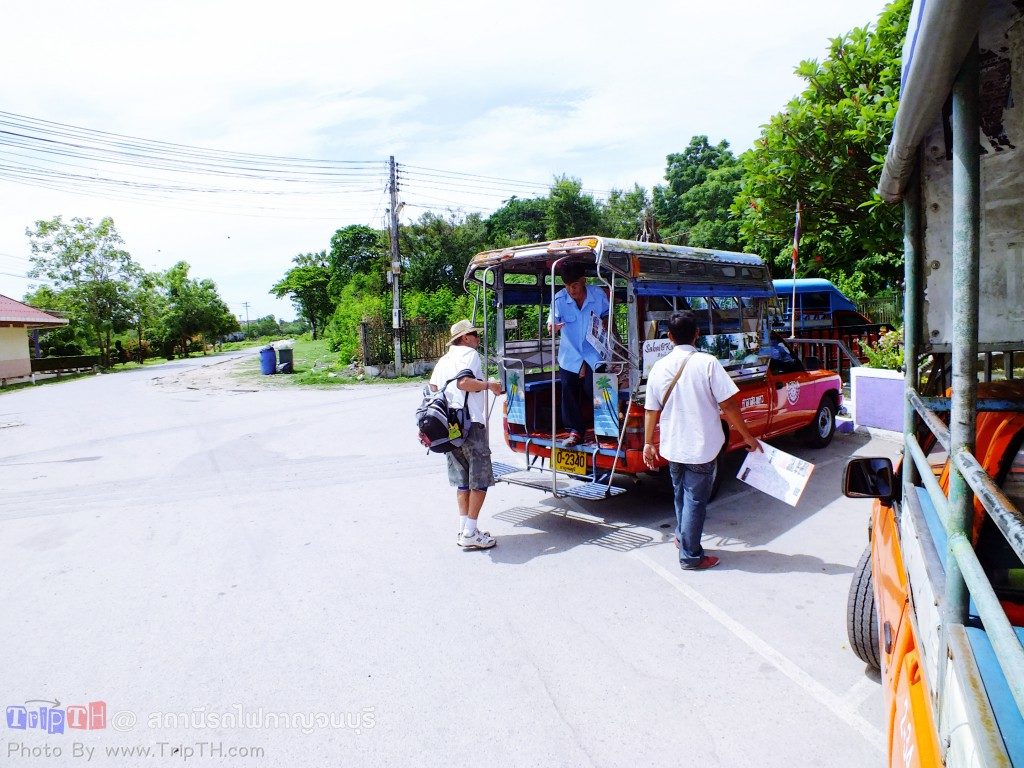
[0,326,31,379]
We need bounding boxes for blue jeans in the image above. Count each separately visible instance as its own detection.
[670,460,717,566]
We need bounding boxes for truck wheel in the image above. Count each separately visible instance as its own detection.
[846,545,880,670]
[803,395,837,448]
[709,451,723,501]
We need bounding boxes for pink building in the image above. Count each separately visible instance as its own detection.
[0,294,68,382]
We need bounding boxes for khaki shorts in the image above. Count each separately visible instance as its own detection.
[446,423,494,490]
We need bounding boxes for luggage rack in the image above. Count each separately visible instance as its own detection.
[492,434,627,500]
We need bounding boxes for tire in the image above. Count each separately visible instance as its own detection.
[803,395,837,448]
[709,450,724,501]
[847,545,881,670]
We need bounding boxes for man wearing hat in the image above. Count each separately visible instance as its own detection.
[429,319,504,549]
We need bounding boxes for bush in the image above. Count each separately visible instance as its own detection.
[325,277,389,362]
[863,327,904,370]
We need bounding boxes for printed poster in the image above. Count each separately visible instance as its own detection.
[505,369,526,425]
[586,311,609,360]
[592,372,620,438]
[736,441,814,506]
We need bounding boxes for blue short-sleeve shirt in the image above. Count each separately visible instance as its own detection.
[548,284,610,373]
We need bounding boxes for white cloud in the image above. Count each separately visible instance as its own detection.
[0,0,893,318]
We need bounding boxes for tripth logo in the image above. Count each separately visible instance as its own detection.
[5,699,107,735]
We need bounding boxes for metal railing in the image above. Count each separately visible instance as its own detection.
[785,336,862,381]
[905,389,1024,717]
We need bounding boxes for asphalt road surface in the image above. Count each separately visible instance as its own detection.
[0,352,900,767]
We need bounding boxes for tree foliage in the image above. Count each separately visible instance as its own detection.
[653,136,742,247]
[603,184,651,240]
[734,0,911,294]
[485,197,547,246]
[327,225,388,299]
[271,251,332,339]
[159,261,238,356]
[544,176,603,239]
[26,215,141,365]
[400,211,488,293]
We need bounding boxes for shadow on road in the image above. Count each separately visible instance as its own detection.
[484,431,880,573]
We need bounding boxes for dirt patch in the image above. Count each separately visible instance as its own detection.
[151,355,261,393]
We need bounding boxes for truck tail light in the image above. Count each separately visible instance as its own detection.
[623,404,645,450]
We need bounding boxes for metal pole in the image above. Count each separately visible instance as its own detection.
[389,156,403,374]
[945,40,980,626]
[903,165,922,487]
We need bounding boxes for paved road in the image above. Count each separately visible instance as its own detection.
[0,353,899,767]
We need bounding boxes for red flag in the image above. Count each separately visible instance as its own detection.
[791,200,802,275]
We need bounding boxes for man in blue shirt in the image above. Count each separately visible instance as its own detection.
[547,264,610,447]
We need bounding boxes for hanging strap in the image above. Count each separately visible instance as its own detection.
[661,352,695,407]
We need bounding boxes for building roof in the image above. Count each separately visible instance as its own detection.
[0,294,69,328]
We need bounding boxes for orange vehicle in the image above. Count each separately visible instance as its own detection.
[840,1,1024,764]
[461,237,842,499]
[845,381,1024,767]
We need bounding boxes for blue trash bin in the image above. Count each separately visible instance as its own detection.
[259,345,276,375]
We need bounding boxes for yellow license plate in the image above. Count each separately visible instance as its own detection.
[553,447,588,476]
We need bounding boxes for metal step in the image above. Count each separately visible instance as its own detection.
[492,462,627,499]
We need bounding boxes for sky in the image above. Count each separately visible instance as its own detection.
[0,0,892,322]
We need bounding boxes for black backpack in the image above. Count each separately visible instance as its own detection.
[416,369,475,453]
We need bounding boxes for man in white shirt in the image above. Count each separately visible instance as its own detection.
[430,319,503,550]
[643,312,761,570]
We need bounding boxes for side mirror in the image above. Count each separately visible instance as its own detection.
[804,355,822,370]
[843,457,894,499]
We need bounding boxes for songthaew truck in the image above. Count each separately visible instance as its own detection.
[841,1,1024,766]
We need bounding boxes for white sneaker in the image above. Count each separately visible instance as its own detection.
[458,529,496,550]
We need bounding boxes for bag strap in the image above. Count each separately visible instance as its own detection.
[441,368,476,409]
[661,352,695,407]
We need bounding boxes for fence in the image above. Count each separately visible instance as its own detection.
[360,319,449,366]
[857,297,903,326]
[30,355,100,374]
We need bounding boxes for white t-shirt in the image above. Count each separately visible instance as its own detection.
[644,344,739,464]
[430,344,487,425]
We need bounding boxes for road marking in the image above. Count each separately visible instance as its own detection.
[632,551,884,751]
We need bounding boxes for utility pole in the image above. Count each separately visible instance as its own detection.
[242,302,251,336]
[388,156,403,373]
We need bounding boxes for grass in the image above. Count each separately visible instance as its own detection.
[232,336,428,387]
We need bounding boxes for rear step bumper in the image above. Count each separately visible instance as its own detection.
[492,461,627,499]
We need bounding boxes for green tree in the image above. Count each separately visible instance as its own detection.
[401,211,488,293]
[124,271,167,357]
[733,0,910,290]
[603,184,651,239]
[485,196,548,245]
[26,215,142,365]
[544,176,603,239]
[653,136,741,246]
[682,164,744,250]
[327,225,388,299]
[159,261,238,355]
[271,251,332,339]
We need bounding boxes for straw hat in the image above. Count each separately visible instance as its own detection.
[448,319,482,345]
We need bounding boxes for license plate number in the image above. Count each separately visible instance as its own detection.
[553,448,588,476]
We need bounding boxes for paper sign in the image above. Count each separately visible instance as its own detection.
[736,441,814,506]
[642,339,674,376]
